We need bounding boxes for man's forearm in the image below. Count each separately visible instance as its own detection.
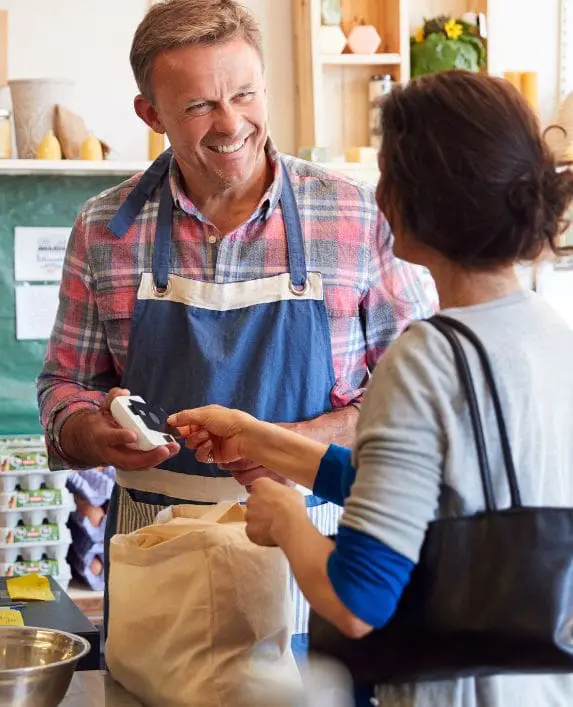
[286,405,360,447]
[242,406,358,492]
[59,408,102,468]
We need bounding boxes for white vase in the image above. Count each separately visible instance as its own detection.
[8,78,75,158]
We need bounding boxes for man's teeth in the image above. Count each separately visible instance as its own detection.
[211,138,247,154]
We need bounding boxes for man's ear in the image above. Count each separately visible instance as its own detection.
[134,95,165,133]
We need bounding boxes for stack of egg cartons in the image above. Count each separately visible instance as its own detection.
[67,467,115,591]
[0,435,72,589]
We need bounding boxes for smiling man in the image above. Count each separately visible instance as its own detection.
[37,0,434,654]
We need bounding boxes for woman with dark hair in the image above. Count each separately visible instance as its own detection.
[169,71,573,706]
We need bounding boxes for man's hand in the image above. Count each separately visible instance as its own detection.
[60,388,180,470]
[217,459,292,489]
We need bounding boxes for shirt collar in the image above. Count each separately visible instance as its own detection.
[168,138,282,225]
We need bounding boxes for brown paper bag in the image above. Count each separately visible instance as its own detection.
[54,104,110,159]
[105,502,300,707]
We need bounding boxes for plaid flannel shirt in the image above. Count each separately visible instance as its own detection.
[37,141,436,469]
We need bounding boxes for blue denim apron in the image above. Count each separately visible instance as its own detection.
[104,150,343,656]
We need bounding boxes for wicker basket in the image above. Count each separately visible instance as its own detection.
[8,78,75,158]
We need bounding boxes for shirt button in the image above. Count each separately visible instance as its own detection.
[208,235,217,245]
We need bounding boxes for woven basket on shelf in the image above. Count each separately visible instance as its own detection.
[8,78,75,158]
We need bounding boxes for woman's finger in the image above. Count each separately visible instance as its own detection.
[191,440,214,462]
[184,430,211,448]
[168,407,215,429]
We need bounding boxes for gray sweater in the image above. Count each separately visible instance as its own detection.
[343,290,573,707]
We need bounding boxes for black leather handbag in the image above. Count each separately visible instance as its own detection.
[309,314,573,685]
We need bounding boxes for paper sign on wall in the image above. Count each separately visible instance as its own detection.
[14,227,71,282]
[15,285,60,340]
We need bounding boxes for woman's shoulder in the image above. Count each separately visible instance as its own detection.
[374,318,455,382]
[363,319,457,419]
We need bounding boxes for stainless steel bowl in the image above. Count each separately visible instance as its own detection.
[0,626,90,707]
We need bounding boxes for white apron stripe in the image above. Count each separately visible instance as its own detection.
[137,271,324,311]
[116,468,248,502]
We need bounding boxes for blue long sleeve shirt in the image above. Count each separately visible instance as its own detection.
[313,444,414,628]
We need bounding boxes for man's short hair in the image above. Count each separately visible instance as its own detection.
[130,0,264,98]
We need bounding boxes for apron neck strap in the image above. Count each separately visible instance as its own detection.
[108,149,172,238]
[152,177,174,292]
[126,155,309,292]
[279,161,308,290]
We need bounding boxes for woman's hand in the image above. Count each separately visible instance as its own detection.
[169,405,328,491]
[167,405,253,464]
[245,478,308,547]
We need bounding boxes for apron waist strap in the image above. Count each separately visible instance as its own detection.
[115,467,248,503]
[115,468,327,507]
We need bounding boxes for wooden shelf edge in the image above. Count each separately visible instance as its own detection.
[0,159,150,176]
[320,53,402,66]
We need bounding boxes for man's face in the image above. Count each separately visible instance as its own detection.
[137,38,268,195]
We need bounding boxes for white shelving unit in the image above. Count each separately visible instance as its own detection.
[0,159,380,185]
[293,0,410,157]
[293,0,489,158]
[320,53,402,67]
[0,159,150,177]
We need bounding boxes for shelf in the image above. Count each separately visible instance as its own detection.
[0,159,150,176]
[320,53,402,67]
[293,0,409,154]
[0,157,379,186]
[321,161,379,185]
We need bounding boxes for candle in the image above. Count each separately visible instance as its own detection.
[503,71,521,90]
[520,72,539,113]
[148,129,165,161]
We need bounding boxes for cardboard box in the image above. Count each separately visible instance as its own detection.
[0,10,7,86]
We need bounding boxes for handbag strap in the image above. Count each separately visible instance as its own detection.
[428,318,497,511]
[427,315,522,511]
[434,315,522,508]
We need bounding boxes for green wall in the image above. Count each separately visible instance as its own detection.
[0,174,125,434]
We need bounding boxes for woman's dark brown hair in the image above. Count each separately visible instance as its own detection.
[378,70,573,268]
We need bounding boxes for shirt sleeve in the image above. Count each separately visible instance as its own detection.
[36,208,121,469]
[360,211,438,374]
[313,444,355,506]
[342,322,449,563]
[327,525,414,628]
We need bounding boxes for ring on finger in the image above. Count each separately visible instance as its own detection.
[206,452,214,464]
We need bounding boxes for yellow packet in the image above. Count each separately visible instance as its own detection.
[0,609,24,626]
[6,574,54,601]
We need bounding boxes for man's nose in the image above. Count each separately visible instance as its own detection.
[212,104,243,136]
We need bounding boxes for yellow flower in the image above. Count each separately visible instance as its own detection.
[444,18,463,40]
[414,27,425,43]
